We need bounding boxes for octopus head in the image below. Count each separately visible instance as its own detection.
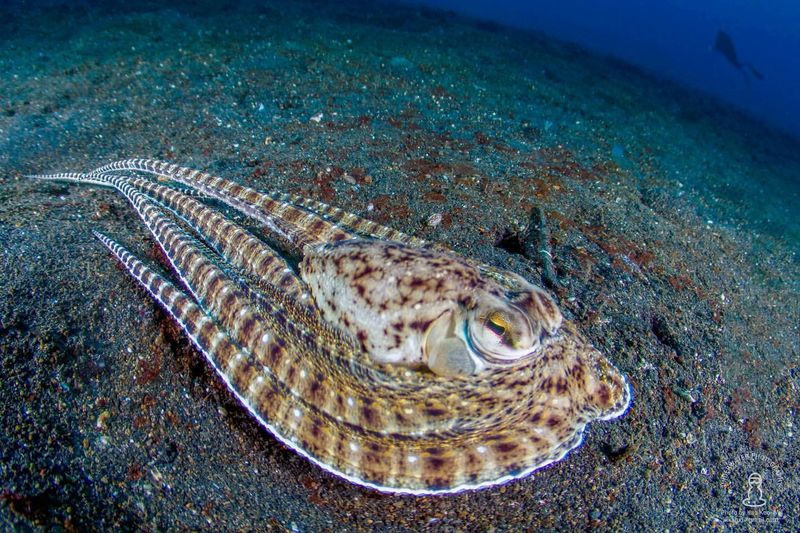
[426,276,563,377]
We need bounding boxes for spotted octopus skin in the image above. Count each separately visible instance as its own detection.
[301,239,480,366]
[301,239,564,372]
[28,159,632,495]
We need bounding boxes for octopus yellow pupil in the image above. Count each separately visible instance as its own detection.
[487,312,510,337]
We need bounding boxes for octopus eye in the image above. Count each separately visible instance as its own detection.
[485,312,509,339]
[467,301,541,366]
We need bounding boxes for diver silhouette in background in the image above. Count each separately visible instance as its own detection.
[713,30,764,88]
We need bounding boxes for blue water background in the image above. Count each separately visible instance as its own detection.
[396,0,800,141]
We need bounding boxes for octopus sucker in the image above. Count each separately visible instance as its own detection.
[28,160,631,494]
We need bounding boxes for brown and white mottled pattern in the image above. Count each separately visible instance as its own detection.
[28,159,631,495]
[301,238,564,376]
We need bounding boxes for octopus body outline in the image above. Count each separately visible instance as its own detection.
[29,159,631,495]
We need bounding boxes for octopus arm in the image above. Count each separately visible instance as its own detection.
[122,174,310,304]
[266,188,427,246]
[91,159,356,253]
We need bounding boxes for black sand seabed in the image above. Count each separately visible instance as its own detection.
[0,1,797,530]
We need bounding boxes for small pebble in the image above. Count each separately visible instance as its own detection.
[427,212,443,227]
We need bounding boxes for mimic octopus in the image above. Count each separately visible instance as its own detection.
[29,159,631,494]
